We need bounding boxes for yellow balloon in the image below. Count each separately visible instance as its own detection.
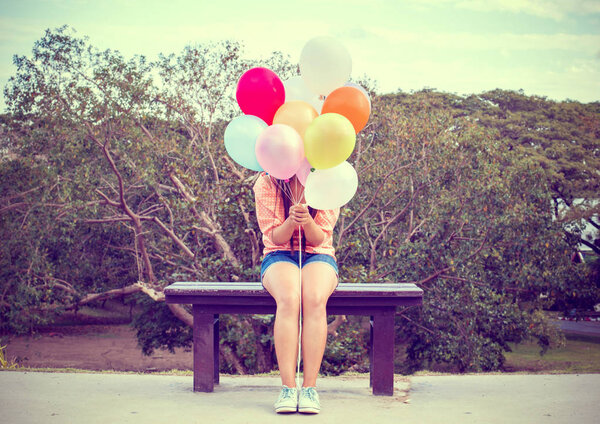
[273,101,318,138]
[304,113,356,169]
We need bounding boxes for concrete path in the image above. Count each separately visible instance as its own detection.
[1,371,598,423]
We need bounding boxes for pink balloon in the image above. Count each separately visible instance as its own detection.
[236,67,285,125]
[255,124,304,180]
[296,158,312,186]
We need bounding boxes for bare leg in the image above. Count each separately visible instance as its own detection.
[262,262,301,388]
[300,262,338,388]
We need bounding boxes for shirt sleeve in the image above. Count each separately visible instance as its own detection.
[313,208,340,245]
[253,173,283,238]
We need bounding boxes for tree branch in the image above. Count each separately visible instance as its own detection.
[167,303,192,326]
[152,216,195,258]
[576,236,600,256]
[327,315,346,336]
[95,189,120,207]
[223,155,246,181]
[168,172,241,267]
[78,283,143,305]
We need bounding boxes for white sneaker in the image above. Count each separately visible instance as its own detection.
[274,385,298,413]
[298,386,320,414]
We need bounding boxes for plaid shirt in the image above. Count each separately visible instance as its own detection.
[253,172,339,258]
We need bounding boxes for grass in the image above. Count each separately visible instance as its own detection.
[395,335,600,376]
[503,336,600,374]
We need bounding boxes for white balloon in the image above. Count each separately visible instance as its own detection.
[299,36,352,97]
[305,161,358,210]
[284,76,324,113]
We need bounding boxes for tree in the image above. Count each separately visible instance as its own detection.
[475,89,600,256]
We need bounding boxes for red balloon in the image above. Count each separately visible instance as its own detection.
[236,68,285,125]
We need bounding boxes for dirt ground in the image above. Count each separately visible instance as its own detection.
[2,324,193,372]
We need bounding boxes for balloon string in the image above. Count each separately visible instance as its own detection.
[267,176,305,387]
[296,225,302,389]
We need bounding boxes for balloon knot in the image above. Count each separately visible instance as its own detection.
[284,178,290,183]
[310,168,315,172]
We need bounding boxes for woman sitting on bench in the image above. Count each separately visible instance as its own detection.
[253,172,340,414]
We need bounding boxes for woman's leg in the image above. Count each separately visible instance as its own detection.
[262,262,301,388]
[300,262,338,387]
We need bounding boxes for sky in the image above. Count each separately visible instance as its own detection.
[1,0,599,111]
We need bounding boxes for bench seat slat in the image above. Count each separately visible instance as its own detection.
[166,295,422,309]
[165,282,423,298]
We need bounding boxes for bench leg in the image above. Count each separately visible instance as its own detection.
[369,316,374,388]
[214,314,219,385]
[371,309,395,396]
[193,306,216,392]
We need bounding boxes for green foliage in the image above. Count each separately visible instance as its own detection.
[475,90,599,256]
[321,317,369,375]
[217,314,274,374]
[132,296,192,355]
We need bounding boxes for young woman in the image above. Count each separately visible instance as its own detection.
[253,172,340,414]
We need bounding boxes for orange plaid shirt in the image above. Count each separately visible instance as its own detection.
[253,172,339,258]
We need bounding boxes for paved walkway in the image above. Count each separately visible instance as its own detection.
[1,371,598,423]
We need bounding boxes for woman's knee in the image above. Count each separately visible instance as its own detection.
[263,263,301,313]
[276,290,301,314]
[268,280,300,314]
[301,264,337,313]
[302,290,329,314]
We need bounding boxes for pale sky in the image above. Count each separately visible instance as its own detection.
[1,0,599,111]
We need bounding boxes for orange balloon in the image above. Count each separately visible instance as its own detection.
[321,86,370,133]
[273,100,318,138]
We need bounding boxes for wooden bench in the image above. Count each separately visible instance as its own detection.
[164,282,423,396]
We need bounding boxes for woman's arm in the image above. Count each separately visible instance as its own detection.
[271,215,297,245]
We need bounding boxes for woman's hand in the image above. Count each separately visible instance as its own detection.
[289,203,325,246]
[289,203,313,226]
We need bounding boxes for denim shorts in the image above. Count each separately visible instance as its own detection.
[260,250,338,281]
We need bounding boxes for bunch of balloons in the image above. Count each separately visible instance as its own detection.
[224,36,370,210]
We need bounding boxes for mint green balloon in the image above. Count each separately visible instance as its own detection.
[224,115,266,171]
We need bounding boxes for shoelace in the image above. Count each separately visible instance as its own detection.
[280,387,295,400]
[302,388,318,402]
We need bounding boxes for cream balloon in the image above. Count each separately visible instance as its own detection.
[304,161,358,210]
[273,101,318,138]
[284,76,324,113]
[299,36,352,97]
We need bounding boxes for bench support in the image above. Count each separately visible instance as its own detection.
[193,307,219,392]
[371,309,395,395]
